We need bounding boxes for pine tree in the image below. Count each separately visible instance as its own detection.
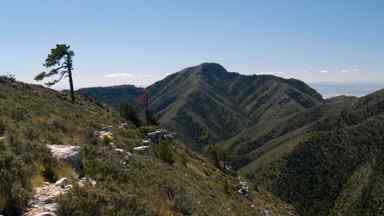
[35,44,75,103]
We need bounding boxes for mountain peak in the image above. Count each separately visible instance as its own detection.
[198,63,228,72]
[181,63,228,75]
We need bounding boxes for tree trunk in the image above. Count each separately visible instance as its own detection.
[67,57,75,103]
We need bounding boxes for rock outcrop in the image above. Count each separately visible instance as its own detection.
[146,129,175,144]
[46,145,83,174]
[237,177,250,197]
[94,126,114,140]
[133,145,150,151]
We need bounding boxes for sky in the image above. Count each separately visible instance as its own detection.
[1,0,383,96]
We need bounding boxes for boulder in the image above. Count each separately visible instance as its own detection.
[94,126,114,140]
[118,123,129,129]
[146,129,176,144]
[78,177,97,188]
[46,145,83,174]
[237,177,250,197]
[114,148,125,153]
[126,151,133,157]
[54,178,70,189]
[263,209,272,216]
[133,145,150,151]
[147,130,163,143]
[114,148,133,159]
[95,131,113,140]
[142,139,151,145]
[101,125,113,132]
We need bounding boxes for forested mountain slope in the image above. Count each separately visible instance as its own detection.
[149,63,323,149]
[79,63,323,150]
[223,95,358,168]
[78,85,144,108]
[242,89,384,215]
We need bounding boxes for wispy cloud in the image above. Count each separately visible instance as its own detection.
[320,70,329,74]
[340,69,350,73]
[139,74,153,78]
[104,73,133,78]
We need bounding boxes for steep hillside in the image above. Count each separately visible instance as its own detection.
[75,63,384,215]
[224,96,358,168]
[241,90,384,215]
[147,63,323,149]
[0,78,295,216]
[79,63,323,150]
[78,85,144,108]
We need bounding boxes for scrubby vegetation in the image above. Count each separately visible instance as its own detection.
[0,79,294,215]
[206,144,229,171]
[153,140,175,164]
[0,79,124,215]
[243,90,384,215]
[0,130,59,215]
[119,103,142,127]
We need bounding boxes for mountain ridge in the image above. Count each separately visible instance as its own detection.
[75,63,384,215]
[80,63,324,149]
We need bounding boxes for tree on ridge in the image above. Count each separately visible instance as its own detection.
[35,44,76,103]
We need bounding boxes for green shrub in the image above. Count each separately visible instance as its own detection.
[0,119,5,136]
[119,103,141,127]
[145,109,158,126]
[0,145,33,215]
[57,185,152,216]
[0,129,58,215]
[180,152,188,167]
[0,152,33,215]
[153,140,175,164]
[57,186,105,216]
[206,144,229,170]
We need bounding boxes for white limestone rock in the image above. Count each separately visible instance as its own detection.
[133,145,150,151]
[78,177,97,188]
[46,145,83,174]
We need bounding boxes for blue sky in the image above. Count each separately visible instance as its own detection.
[1,0,383,95]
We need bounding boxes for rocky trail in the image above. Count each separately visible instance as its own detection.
[23,178,71,216]
[22,125,170,216]
[23,143,90,216]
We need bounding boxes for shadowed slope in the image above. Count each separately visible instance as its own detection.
[241,89,384,215]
